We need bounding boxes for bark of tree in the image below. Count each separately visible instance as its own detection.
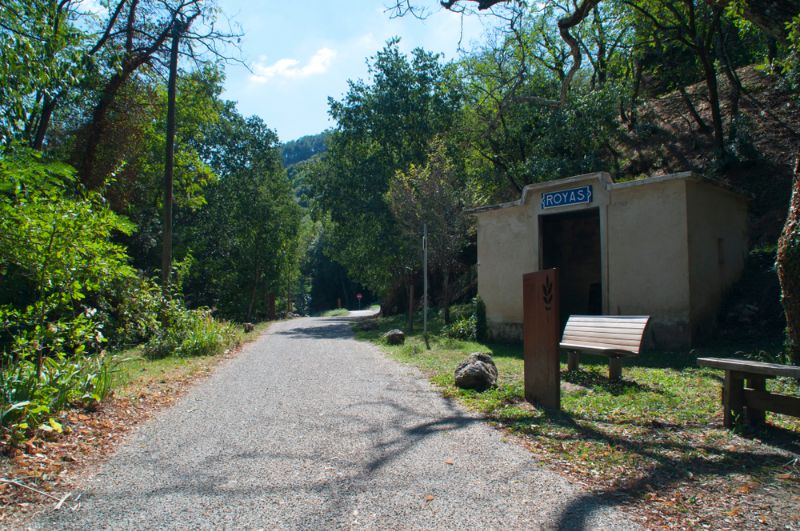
[161,21,181,293]
[441,268,451,325]
[678,87,711,135]
[698,48,726,156]
[741,0,800,41]
[777,155,800,365]
[557,0,602,104]
[407,281,415,332]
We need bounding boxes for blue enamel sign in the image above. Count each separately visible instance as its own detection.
[540,185,593,210]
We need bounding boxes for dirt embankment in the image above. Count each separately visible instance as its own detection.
[619,65,800,246]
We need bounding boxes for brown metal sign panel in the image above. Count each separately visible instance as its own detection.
[523,269,561,409]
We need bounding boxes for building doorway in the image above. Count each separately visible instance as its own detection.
[540,208,602,325]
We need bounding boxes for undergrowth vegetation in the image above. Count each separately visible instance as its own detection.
[0,151,242,448]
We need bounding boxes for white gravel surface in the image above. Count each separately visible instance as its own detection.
[33,315,639,530]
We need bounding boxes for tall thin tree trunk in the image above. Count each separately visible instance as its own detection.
[679,87,710,135]
[161,23,181,293]
[32,96,57,150]
[407,281,415,333]
[699,49,726,156]
[442,269,451,325]
[777,155,800,365]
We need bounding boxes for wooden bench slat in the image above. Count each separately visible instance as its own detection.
[561,334,643,347]
[744,389,800,418]
[567,325,649,332]
[563,328,647,339]
[560,342,642,356]
[568,314,650,319]
[697,358,800,379]
[568,316,649,324]
[565,323,649,332]
[562,343,643,354]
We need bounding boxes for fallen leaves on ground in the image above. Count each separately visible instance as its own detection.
[0,348,241,527]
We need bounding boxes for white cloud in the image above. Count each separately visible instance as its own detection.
[250,48,337,84]
[76,0,108,15]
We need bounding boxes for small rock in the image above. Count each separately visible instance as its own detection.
[454,352,498,391]
[383,329,405,345]
[243,322,255,332]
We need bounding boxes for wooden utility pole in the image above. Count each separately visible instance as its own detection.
[161,21,182,293]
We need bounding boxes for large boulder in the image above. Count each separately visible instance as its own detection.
[383,329,405,345]
[454,352,498,391]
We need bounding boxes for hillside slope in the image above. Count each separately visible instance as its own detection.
[620,66,799,246]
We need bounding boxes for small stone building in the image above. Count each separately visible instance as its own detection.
[470,171,748,349]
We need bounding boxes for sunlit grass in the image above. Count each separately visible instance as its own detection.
[111,321,270,398]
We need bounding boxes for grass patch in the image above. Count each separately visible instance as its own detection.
[354,312,800,505]
[112,320,270,398]
[319,308,350,317]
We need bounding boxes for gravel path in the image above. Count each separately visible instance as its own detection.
[34,315,638,530]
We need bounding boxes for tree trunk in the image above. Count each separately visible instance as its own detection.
[442,268,451,325]
[267,292,276,320]
[32,95,56,150]
[407,281,415,333]
[777,155,800,365]
[78,72,127,188]
[698,49,726,156]
[679,87,711,135]
[161,24,181,293]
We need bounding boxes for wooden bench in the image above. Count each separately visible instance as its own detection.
[560,315,651,381]
[696,357,800,428]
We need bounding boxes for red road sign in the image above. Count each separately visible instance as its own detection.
[356,293,363,300]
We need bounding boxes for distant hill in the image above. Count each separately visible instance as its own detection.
[281,131,330,167]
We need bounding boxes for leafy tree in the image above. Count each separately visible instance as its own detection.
[312,39,462,297]
[186,105,302,320]
[0,149,134,377]
[458,15,623,198]
[387,138,472,323]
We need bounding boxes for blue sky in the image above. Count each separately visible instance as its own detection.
[215,1,498,142]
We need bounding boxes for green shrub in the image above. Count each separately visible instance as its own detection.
[143,303,240,359]
[0,148,134,364]
[442,314,477,340]
[446,303,473,322]
[1,352,112,445]
[106,274,163,348]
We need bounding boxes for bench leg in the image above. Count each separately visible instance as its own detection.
[723,371,744,428]
[608,358,622,382]
[567,351,580,371]
[745,375,766,427]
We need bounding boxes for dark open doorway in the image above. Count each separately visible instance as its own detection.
[540,208,602,326]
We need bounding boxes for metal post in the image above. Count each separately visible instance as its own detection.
[423,224,429,348]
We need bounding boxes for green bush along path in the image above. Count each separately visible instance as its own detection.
[33,315,636,529]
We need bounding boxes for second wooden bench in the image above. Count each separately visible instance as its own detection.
[560,315,651,381]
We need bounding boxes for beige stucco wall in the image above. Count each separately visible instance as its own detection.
[686,180,749,340]
[606,177,691,347]
[476,204,533,334]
